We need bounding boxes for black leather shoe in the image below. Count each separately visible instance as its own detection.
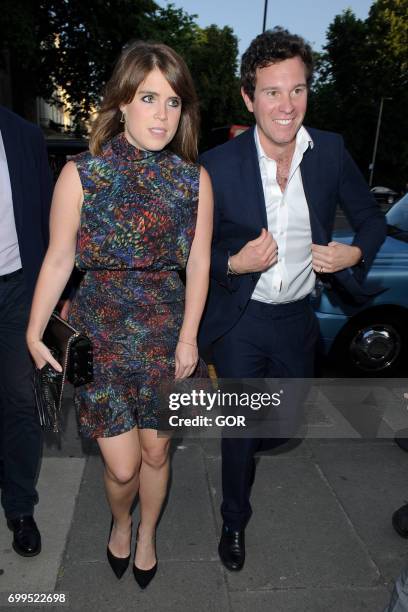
[133,523,157,589]
[133,562,157,589]
[394,429,408,452]
[106,518,131,579]
[218,524,245,571]
[392,503,408,538]
[7,515,41,557]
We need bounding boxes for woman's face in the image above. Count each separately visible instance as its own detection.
[120,67,182,151]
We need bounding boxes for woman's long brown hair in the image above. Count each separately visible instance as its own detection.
[90,41,200,162]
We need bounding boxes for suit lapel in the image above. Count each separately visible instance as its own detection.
[301,134,377,302]
[300,143,329,246]
[0,111,24,233]
[239,127,268,228]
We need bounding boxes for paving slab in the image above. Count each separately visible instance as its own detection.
[206,455,381,590]
[58,455,109,564]
[159,442,218,561]
[304,381,399,440]
[61,443,218,567]
[310,440,408,581]
[256,437,314,458]
[198,438,222,459]
[230,587,391,612]
[0,458,85,595]
[57,560,229,612]
[199,437,313,460]
[2,423,405,611]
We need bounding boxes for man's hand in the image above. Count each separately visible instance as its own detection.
[229,228,278,274]
[312,242,362,274]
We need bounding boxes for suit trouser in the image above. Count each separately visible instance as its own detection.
[212,297,319,531]
[0,270,42,518]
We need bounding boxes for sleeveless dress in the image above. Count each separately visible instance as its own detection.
[68,132,200,438]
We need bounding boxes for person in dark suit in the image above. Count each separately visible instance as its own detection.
[0,106,52,556]
[199,28,386,571]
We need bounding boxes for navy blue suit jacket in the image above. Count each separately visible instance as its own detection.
[199,126,386,349]
[0,107,52,300]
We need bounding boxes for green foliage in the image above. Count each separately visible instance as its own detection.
[0,0,249,144]
[187,25,251,147]
[368,0,408,74]
[0,0,160,123]
[148,4,200,56]
[0,0,50,117]
[308,0,408,189]
[150,11,252,147]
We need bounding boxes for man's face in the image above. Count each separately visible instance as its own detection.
[242,56,308,157]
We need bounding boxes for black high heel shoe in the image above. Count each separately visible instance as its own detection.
[133,524,157,589]
[107,518,131,579]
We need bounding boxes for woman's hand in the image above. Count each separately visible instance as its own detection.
[58,298,71,320]
[175,341,198,380]
[26,338,62,372]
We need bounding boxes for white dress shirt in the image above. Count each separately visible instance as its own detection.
[251,125,316,304]
[0,130,21,275]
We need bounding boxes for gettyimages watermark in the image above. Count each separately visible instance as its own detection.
[157,378,408,439]
[166,387,283,429]
[168,387,283,410]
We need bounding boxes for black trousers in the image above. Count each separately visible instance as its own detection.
[0,270,42,518]
[212,297,319,531]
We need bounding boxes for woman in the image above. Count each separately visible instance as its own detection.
[26,41,212,588]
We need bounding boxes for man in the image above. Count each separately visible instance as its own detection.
[0,105,52,556]
[199,28,386,571]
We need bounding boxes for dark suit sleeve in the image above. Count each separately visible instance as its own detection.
[210,206,241,292]
[200,153,241,293]
[337,136,386,279]
[36,129,53,249]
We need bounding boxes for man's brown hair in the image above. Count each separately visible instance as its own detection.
[241,27,314,100]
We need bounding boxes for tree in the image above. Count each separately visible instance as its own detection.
[0,0,249,142]
[368,0,408,75]
[0,0,159,123]
[0,0,50,120]
[147,3,200,58]
[188,24,250,148]
[146,8,250,147]
[365,0,408,186]
[308,0,408,189]
[307,10,377,174]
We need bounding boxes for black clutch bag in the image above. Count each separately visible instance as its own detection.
[33,312,93,432]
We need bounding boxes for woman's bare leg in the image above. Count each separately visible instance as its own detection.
[97,427,142,557]
[135,429,170,569]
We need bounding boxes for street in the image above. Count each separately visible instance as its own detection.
[1,381,408,611]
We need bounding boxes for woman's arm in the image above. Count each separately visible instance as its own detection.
[26,161,83,370]
[175,166,213,380]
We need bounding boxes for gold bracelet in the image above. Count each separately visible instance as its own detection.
[178,339,197,348]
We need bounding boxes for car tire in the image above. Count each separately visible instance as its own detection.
[331,310,408,377]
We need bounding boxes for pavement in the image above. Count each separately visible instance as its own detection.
[1,383,408,612]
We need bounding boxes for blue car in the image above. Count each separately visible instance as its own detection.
[312,194,408,376]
